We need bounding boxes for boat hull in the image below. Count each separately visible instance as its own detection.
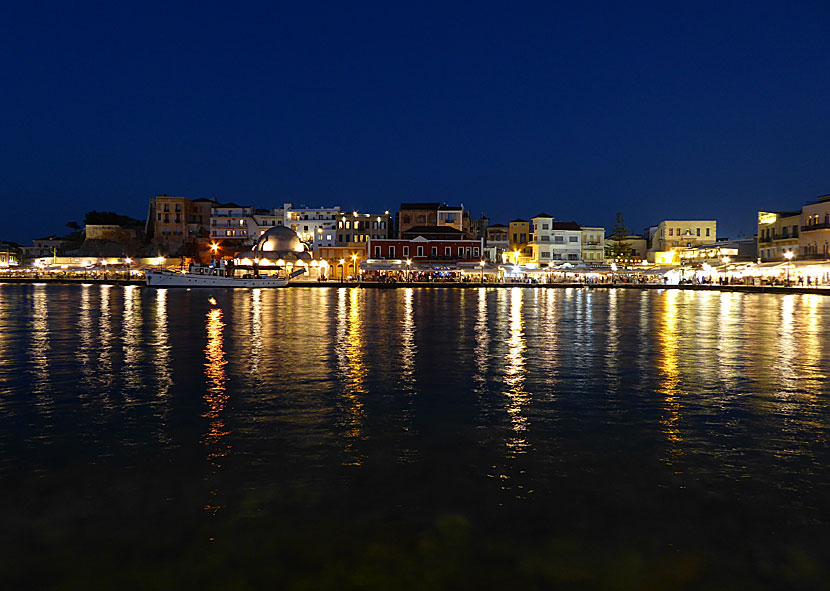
[145,270,289,288]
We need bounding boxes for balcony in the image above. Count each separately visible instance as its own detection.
[801,222,830,232]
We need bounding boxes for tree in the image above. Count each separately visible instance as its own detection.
[605,212,632,260]
[66,221,81,230]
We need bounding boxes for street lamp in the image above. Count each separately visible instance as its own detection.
[125,257,132,279]
[479,260,485,283]
[339,258,345,282]
[406,258,412,282]
[351,254,358,281]
[784,250,794,286]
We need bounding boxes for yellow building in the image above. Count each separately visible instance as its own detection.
[647,220,717,263]
[507,219,532,263]
[757,210,800,261]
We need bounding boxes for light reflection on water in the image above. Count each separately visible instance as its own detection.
[204,305,229,514]
[2,285,830,585]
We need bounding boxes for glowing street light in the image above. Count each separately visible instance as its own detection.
[405,258,412,282]
[339,258,345,282]
[351,253,358,280]
[479,259,485,283]
[784,250,794,286]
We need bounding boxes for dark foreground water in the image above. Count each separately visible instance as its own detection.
[1,284,830,590]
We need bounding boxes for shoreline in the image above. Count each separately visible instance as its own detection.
[2,276,828,295]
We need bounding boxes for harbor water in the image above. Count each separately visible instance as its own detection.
[1,284,829,589]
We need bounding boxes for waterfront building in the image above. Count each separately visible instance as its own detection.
[284,203,339,252]
[148,195,216,254]
[397,202,440,236]
[0,242,21,267]
[580,226,606,265]
[507,219,532,263]
[757,210,800,261]
[646,220,717,263]
[485,223,509,263]
[336,210,393,245]
[210,202,255,248]
[468,213,489,241]
[397,202,471,238]
[21,236,71,260]
[368,236,483,262]
[799,194,830,259]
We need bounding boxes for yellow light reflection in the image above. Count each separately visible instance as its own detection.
[152,290,172,442]
[98,285,114,396]
[78,285,94,392]
[504,288,529,455]
[334,288,366,465]
[203,306,229,514]
[658,290,682,461]
[474,288,489,389]
[401,288,416,389]
[30,286,52,414]
[122,286,142,396]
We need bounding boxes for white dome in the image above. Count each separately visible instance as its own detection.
[255,226,305,253]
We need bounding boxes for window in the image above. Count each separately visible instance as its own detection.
[569,236,578,242]
[512,233,517,242]
[175,204,181,212]
[326,235,332,240]
[541,251,550,258]
[706,228,711,237]
[458,247,464,257]
[338,222,343,228]
[445,246,451,256]
[669,228,673,236]
[164,214,169,223]
[417,245,424,257]
[164,204,169,212]
[346,221,351,229]
[374,246,381,257]
[568,253,578,260]
[403,246,409,256]
[157,213,161,221]
[403,215,410,224]
[389,246,395,258]
[431,246,438,257]
[465,247,472,258]
[696,228,700,236]
[473,247,479,256]
[520,233,526,242]
[554,236,564,244]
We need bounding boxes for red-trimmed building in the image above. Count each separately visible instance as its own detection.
[368,235,484,262]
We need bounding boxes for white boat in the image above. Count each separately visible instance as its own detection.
[144,261,291,288]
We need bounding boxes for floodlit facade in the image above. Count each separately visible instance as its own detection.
[210,203,255,246]
[799,195,830,259]
[580,226,605,265]
[284,203,340,251]
[647,220,717,263]
[757,211,800,261]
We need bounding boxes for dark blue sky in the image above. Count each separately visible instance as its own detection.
[2,1,828,244]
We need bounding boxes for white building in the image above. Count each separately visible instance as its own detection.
[529,213,583,264]
[210,203,256,247]
[284,203,340,252]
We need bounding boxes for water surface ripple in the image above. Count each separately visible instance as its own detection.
[1,284,829,589]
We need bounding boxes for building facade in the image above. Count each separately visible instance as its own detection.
[580,226,605,265]
[284,203,339,251]
[210,203,255,248]
[507,219,532,263]
[757,211,800,261]
[799,195,830,259]
[336,211,393,245]
[647,220,717,262]
[368,236,484,262]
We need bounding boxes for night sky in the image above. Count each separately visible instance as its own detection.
[2,1,828,244]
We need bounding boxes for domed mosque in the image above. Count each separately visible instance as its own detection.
[232,226,313,276]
